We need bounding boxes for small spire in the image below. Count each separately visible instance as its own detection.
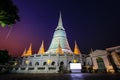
[56,40,63,54]
[74,40,81,55]
[21,43,32,57]
[21,48,26,57]
[26,43,32,56]
[56,12,65,30]
[38,40,45,55]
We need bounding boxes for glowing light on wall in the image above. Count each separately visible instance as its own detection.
[25,60,29,65]
[14,62,17,66]
[47,59,51,65]
[73,59,77,63]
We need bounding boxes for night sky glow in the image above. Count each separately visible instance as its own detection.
[0,0,120,57]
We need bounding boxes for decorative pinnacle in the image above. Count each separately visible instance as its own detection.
[38,40,45,54]
[56,40,63,54]
[74,40,80,55]
[56,12,65,30]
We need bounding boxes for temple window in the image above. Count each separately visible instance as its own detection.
[29,62,32,66]
[43,62,47,65]
[60,62,64,66]
[35,62,39,66]
[69,61,71,64]
[51,62,55,65]
[28,68,34,70]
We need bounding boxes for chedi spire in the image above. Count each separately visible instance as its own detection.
[47,12,72,54]
[74,41,81,55]
[38,40,45,55]
[55,12,65,30]
[21,43,32,57]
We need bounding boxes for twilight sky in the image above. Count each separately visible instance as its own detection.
[0,0,120,57]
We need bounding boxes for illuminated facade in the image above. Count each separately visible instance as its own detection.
[106,46,120,72]
[82,46,120,73]
[85,50,115,73]
[12,13,82,73]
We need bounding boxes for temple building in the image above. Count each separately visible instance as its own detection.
[11,13,120,73]
[12,13,82,73]
[85,46,120,73]
[106,46,120,72]
[85,50,115,73]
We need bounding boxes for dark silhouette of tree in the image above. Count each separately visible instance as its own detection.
[0,0,20,27]
[0,50,10,65]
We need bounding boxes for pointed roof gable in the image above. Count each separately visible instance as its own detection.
[74,41,81,55]
[55,12,65,30]
[38,40,45,55]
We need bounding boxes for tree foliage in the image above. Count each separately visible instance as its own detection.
[0,50,10,65]
[0,0,20,27]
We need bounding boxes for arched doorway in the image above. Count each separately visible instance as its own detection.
[60,62,64,66]
[29,62,32,66]
[59,62,64,72]
[51,62,55,65]
[69,61,71,64]
[35,62,39,66]
[96,57,106,73]
[43,62,47,65]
